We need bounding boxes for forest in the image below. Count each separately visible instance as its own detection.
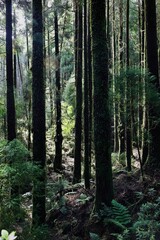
[0,0,160,239]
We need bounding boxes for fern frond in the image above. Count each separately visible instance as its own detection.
[111,200,131,226]
[104,218,126,230]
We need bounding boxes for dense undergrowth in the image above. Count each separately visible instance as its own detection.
[0,138,160,239]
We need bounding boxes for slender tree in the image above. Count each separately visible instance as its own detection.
[145,0,159,85]
[90,0,113,210]
[118,0,126,157]
[6,0,16,141]
[141,0,148,165]
[54,9,63,172]
[73,0,83,183]
[13,9,17,89]
[32,0,46,225]
[126,0,132,171]
[88,0,92,183]
[47,17,54,128]
[145,0,160,167]
[84,0,90,189]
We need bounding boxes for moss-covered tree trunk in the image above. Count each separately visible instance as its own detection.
[13,9,17,89]
[145,0,160,167]
[54,10,63,172]
[126,0,132,172]
[84,0,90,189]
[90,0,113,210]
[32,0,46,225]
[47,17,54,128]
[73,1,83,183]
[88,0,92,183]
[118,0,125,156]
[6,0,16,141]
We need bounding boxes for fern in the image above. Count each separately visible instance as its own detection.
[104,219,126,230]
[112,200,131,226]
[101,200,131,230]
[89,232,100,240]
[133,201,160,240]
[112,229,130,240]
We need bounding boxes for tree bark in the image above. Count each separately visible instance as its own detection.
[32,0,46,225]
[6,0,16,141]
[91,0,113,210]
[126,0,132,171]
[84,0,90,189]
[73,1,83,183]
[54,10,63,172]
[145,0,160,167]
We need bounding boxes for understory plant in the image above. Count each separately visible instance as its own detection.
[0,139,42,230]
[0,230,17,240]
[114,198,160,240]
[100,200,131,231]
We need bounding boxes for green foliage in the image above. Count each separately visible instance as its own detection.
[30,225,49,240]
[111,200,131,226]
[89,232,100,240]
[63,78,75,110]
[61,50,74,82]
[101,200,131,230]
[0,139,43,229]
[47,176,69,211]
[0,230,17,240]
[0,139,41,189]
[1,139,29,164]
[62,102,75,137]
[133,200,160,240]
[112,229,130,240]
[114,199,160,240]
[75,193,91,204]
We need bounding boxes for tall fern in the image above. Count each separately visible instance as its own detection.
[101,200,131,230]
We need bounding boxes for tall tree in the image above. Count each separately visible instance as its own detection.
[84,0,90,189]
[88,0,92,184]
[145,0,159,84]
[118,0,125,156]
[126,0,132,171]
[47,17,54,128]
[13,9,17,89]
[32,0,46,225]
[145,0,160,167]
[6,0,16,141]
[90,0,113,210]
[54,9,63,172]
[73,0,83,183]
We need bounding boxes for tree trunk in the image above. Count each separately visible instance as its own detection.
[13,9,17,89]
[32,0,46,226]
[91,0,113,210]
[6,0,16,141]
[73,1,83,183]
[54,10,63,172]
[47,18,54,128]
[84,0,90,189]
[88,0,92,183]
[126,0,132,171]
[112,0,119,153]
[145,0,160,167]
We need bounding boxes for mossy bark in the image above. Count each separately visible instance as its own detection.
[54,10,63,172]
[126,0,132,172]
[90,0,113,210]
[6,0,16,141]
[73,2,83,183]
[84,0,90,189]
[145,0,160,167]
[32,0,46,225]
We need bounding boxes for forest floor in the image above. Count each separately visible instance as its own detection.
[42,154,160,240]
